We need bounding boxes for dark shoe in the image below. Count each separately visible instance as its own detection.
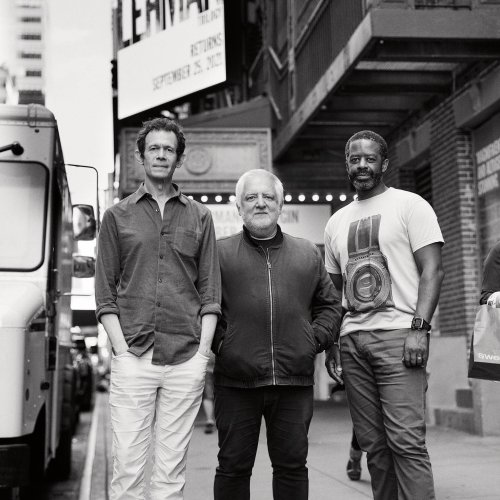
[204,422,215,434]
[346,447,362,481]
[346,458,361,481]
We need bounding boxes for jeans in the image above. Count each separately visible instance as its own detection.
[213,385,313,500]
[340,329,435,500]
[109,349,209,500]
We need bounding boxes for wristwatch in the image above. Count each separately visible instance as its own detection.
[411,316,431,332]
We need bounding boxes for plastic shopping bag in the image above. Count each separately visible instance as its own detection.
[468,305,500,381]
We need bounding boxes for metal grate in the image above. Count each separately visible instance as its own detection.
[414,0,472,8]
[415,163,433,206]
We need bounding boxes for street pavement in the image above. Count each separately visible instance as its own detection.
[85,391,500,500]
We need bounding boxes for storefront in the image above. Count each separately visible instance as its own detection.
[473,112,500,259]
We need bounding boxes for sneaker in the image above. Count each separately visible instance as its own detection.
[346,448,362,481]
[204,422,215,434]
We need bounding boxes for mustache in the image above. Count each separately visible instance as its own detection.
[348,170,374,180]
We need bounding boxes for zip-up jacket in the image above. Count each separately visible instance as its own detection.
[213,225,342,388]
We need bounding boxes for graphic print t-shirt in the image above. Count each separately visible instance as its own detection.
[324,188,444,336]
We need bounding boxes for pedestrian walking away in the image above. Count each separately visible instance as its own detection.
[213,169,342,500]
[202,352,216,434]
[95,117,221,500]
[324,130,445,500]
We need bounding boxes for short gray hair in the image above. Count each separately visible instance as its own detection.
[235,169,284,206]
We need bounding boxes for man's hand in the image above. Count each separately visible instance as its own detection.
[197,345,212,358]
[403,330,429,368]
[112,339,129,356]
[325,343,344,385]
[487,291,500,307]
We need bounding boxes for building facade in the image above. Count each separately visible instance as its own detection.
[0,0,45,105]
[112,0,500,434]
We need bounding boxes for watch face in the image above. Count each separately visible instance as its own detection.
[412,317,430,330]
[344,215,394,313]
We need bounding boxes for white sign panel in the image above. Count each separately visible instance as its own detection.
[118,0,226,119]
[207,204,332,245]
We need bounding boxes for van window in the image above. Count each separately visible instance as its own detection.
[0,161,48,270]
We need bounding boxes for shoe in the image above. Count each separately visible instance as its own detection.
[204,422,215,434]
[346,458,361,480]
[346,448,362,481]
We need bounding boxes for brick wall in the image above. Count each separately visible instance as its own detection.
[429,102,480,338]
[387,98,481,339]
[384,142,399,188]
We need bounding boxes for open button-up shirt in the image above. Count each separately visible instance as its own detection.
[95,183,221,365]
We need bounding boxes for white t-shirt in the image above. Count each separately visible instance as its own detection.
[324,187,444,336]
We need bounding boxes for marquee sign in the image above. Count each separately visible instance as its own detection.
[117,0,226,119]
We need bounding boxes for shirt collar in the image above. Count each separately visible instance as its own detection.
[130,182,187,205]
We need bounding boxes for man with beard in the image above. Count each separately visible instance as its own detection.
[323,130,444,500]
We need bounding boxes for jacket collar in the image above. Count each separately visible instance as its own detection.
[242,224,284,248]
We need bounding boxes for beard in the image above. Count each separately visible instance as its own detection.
[243,214,277,238]
[348,170,383,192]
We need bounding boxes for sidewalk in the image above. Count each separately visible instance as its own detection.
[89,392,500,499]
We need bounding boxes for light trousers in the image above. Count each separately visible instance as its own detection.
[109,349,209,500]
[340,329,435,500]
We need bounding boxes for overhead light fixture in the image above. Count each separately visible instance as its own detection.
[339,193,347,202]
[229,195,236,203]
[298,194,305,202]
[325,194,333,202]
[312,194,319,202]
[215,195,222,203]
[285,194,292,202]
[201,195,208,203]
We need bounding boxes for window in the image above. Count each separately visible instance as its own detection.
[414,163,433,206]
[0,161,48,270]
[19,33,41,40]
[19,52,42,59]
[19,16,41,22]
[18,89,44,105]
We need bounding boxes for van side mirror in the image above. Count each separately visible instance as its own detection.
[73,204,97,241]
[73,254,96,278]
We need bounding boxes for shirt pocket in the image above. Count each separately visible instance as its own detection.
[173,228,201,258]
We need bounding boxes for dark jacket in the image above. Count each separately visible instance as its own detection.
[213,226,342,388]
